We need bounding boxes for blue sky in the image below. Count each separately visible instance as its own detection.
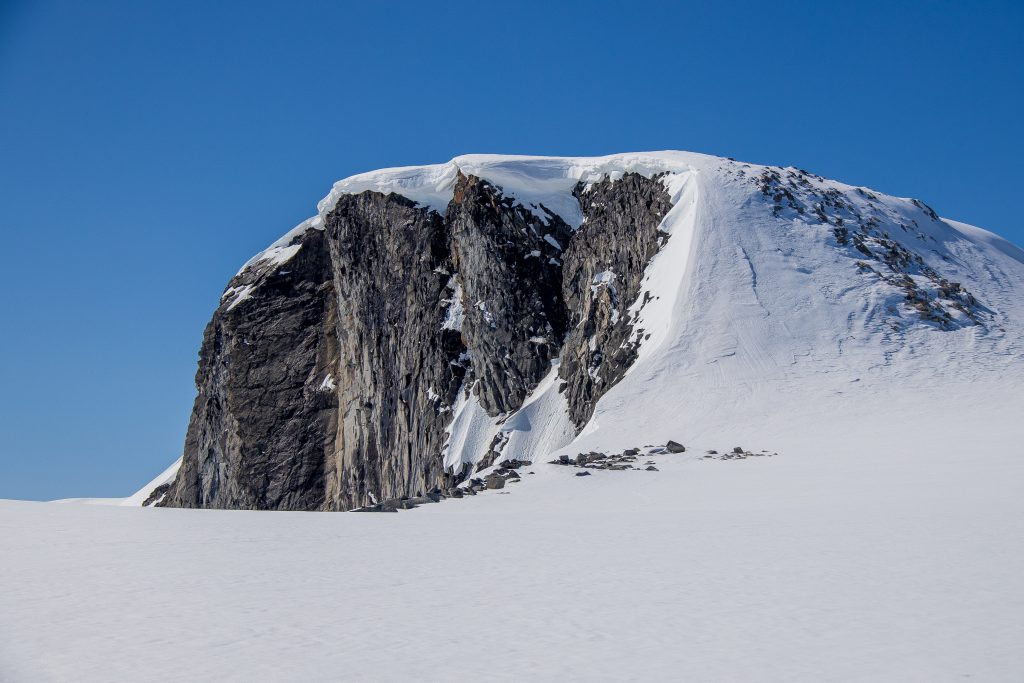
[1,0,1021,500]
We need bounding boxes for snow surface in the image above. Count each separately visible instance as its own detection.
[7,151,1024,680]
[440,277,465,332]
[3,379,1023,681]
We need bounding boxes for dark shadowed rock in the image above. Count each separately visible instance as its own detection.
[559,174,673,428]
[447,173,570,416]
[141,483,171,507]
[498,459,531,470]
[666,441,686,453]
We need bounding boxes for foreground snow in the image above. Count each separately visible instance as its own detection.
[3,378,1023,681]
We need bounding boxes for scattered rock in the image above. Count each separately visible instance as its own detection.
[645,466,658,471]
[485,475,506,490]
[575,471,591,477]
[665,440,686,453]
[498,459,532,469]
[732,446,744,453]
[141,482,171,507]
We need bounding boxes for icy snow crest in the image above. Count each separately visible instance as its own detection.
[238,152,718,273]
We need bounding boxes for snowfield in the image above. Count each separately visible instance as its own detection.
[3,381,1023,681]
[3,152,1024,681]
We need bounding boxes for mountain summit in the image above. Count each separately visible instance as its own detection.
[133,152,1024,510]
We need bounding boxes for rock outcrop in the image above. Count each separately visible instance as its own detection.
[558,173,673,428]
[162,227,337,510]
[447,173,571,415]
[158,171,674,511]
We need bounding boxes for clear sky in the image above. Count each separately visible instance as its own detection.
[1,0,1021,500]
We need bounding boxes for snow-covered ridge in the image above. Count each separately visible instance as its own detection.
[240,151,1022,282]
[242,152,719,271]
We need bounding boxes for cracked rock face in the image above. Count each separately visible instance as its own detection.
[159,173,674,511]
[447,173,571,415]
[559,173,674,429]
[322,192,467,510]
[161,227,338,510]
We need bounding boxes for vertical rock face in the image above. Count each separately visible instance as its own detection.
[559,173,674,428]
[159,170,674,511]
[322,192,466,510]
[162,228,338,510]
[447,173,571,415]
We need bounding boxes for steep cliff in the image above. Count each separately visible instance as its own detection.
[158,164,674,510]
[559,173,674,428]
[162,227,336,510]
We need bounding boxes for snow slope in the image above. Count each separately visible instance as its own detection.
[3,377,1023,681]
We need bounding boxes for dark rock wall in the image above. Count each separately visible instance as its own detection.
[159,173,674,511]
[161,228,338,510]
[559,174,673,428]
[322,192,466,510]
[447,173,571,415]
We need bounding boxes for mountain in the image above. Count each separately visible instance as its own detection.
[8,152,1024,681]
[135,151,1024,511]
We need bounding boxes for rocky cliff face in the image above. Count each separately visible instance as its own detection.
[158,171,673,511]
[163,228,337,510]
[447,173,572,416]
[559,173,674,428]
